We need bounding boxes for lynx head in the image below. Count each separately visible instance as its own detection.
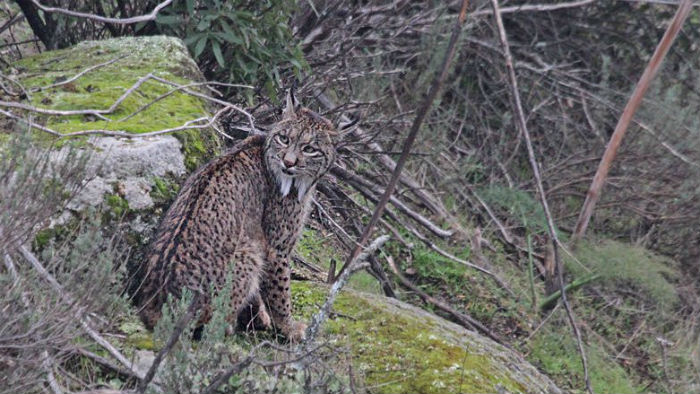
[264,91,337,201]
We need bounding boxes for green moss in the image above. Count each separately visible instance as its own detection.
[104,193,129,218]
[178,128,218,171]
[150,175,180,203]
[34,226,66,250]
[297,229,381,294]
[292,282,528,394]
[125,332,156,351]
[13,36,220,169]
[119,315,158,351]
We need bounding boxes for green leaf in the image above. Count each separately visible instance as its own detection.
[194,36,208,58]
[219,20,241,44]
[289,58,302,71]
[196,18,211,31]
[184,33,204,46]
[212,41,225,67]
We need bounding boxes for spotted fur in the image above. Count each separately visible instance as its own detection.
[136,95,336,341]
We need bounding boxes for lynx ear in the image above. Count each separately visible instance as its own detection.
[283,88,300,120]
[336,117,358,135]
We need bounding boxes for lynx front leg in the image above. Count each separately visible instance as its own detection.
[236,293,271,331]
[261,251,306,342]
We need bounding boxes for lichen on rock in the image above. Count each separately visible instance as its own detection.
[292,282,561,394]
[12,35,220,172]
[9,36,221,228]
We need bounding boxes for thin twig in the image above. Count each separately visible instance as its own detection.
[1,73,155,118]
[30,55,128,92]
[335,0,470,279]
[200,341,276,394]
[201,356,254,394]
[3,73,256,135]
[19,246,145,380]
[1,106,230,139]
[119,81,253,122]
[42,350,64,394]
[471,0,595,17]
[70,347,141,381]
[489,0,593,392]
[303,235,390,350]
[30,0,173,25]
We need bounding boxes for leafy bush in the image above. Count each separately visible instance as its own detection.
[154,0,306,99]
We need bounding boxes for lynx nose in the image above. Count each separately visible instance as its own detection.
[283,152,297,168]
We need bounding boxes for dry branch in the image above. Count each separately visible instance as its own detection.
[489,0,593,392]
[303,235,390,349]
[2,72,257,138]
[137,294,201,394]
[30,0,173,25]
[471,0,595,18]
[385,254,508,347]
[331,165,453,238]
[316,92,466,236]
[335,0,470,280]
[30,55,128,93]
[18,245,145,380]
[571,0,693,244]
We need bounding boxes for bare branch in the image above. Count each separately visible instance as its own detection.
[1,107,230,139]
[331,166,454,238]
[19,245,145,380]
[2,73,257,137]
[385,254,509,347]
[302,235,390,351]
[41,350,64,394]
[471,0,595,18]
[30,0,173,25]
[119,81,254,122]
[489,0,592,392]
[335,0,470,280]
[70,347,141,381]
[571,0,693,243]
[30,55,128,93]
[137,293,201,394]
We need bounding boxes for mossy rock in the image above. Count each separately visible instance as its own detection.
[292,282,561,394]
[10,35,221,170]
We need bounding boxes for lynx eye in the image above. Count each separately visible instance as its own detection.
[276,134,289,145]
[302,145,319,155]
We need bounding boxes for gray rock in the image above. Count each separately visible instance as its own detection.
[65,135,185,214]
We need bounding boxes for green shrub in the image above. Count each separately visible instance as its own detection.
[565,239,679,308]
[154,0,306,100]
[477,185,553,236]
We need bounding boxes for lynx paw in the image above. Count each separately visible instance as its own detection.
[283,320,307,343]
[254,305,272,330]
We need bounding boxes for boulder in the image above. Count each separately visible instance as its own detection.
[9,35,221,231]
[292,282,561,394]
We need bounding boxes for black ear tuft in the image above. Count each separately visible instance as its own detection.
[336,117,359,132]
[282,86,301,120]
